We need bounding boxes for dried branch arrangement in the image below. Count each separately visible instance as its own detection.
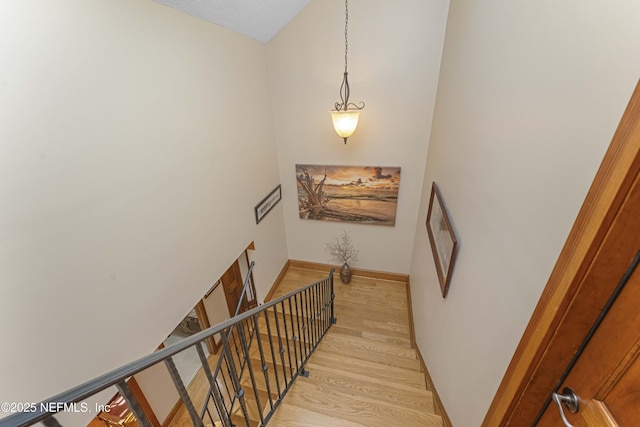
[325,231,359,265]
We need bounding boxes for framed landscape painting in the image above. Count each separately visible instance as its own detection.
[426,182,458,298]
[295,165,400,226]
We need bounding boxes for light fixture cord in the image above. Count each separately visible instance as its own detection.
[344,0,349,75]
[334,0,364,113]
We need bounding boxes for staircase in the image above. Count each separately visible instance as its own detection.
[185,266,443,427]
[0,262,334,427]
[191,266,336,427]
[265,266,443,427]
[1,263,443,427]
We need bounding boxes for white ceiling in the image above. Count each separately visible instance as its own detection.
[153,0,311,43]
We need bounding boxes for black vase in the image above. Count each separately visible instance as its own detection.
[340,263,352,284]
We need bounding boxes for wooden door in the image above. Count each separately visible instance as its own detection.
[483,80,640,425]
[536,171,640,426]
[221,260,244,316]
[553,265,640,426]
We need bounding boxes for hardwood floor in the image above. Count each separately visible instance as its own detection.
[166,266,442,427]
[267,267,442,427]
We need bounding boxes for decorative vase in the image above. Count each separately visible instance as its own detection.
[340,262,352,284]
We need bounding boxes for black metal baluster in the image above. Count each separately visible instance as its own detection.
[282,298,298,380]
[305,287,315,352]
[219,356,234,411]
[198,395,209,424]
[287,297,301,374]
[42,416,62,427]
[216,380,231,421]
[272,304,291,387]
[208,396,222,427]
[316,283,324,342]
[221,329,251,427]
[314,283,321,344]
[292,294,308,376]
[330,271,337,324]
[263,309,283,398]
[301,291,312,361]
[209,343,233,417]
[237,319,247,372]
[319,281,325,338]
[246,311,254,341]
[240,319,251,372]
[246,316,256,365]
[250,310,258,341]
[232,326,243,372]
[324,280,331,331]
[320,281,327,335]
[314,284,320,343]
[203,405,214,427]
[324,279,330,333]
[116,380,154,427]
[196,342,231,427]
[300,289,311,360]
[164,356,205,427]
[309,286,316,348]
[252,313,275,413]
[237,319,265,426]
[220,329,235,415]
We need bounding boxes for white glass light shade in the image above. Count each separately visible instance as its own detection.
[330,110,360,139]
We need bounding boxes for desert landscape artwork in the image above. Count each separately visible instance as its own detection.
[296,164,401,226]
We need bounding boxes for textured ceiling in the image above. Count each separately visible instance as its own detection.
[153,0,311,43]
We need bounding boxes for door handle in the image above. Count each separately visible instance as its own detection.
[552,387,579,427]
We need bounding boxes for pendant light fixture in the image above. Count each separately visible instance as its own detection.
[330,0,364,144]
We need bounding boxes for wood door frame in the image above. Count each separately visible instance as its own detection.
[194,300,218,354]
[483,80,640,425]
[244,242,258,307]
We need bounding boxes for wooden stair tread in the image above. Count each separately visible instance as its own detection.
[332,312,411,334]
[306,351,426,390]
[303,363,434,412]
[331,324,412,348]
[267,404,368,427]
[299,369,434,412]
[334,295,409,312]
[315,335,421,371]
[361,318,411,335]
[322,330,418,360]
[274,379,443,427]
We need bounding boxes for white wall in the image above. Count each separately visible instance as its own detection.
[134,366,179,424]
[0,0,288,416]
[251,203,288,301]
[409,0,640,425]
[267,0,450,273]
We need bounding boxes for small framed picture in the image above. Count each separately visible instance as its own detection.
[426,182,458,298]
[255,185,282,224]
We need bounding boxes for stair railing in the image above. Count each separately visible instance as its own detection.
[0,264,335,427]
